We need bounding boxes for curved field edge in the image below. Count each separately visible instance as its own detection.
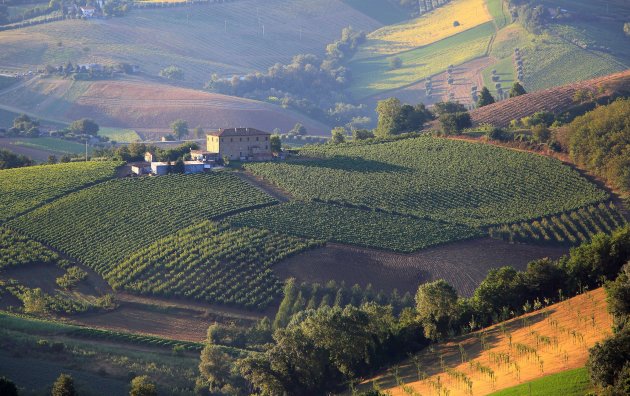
[6,172,278,277]
[107,220,322,309]
[244,136,608,228]
[487,367,591,396]
[0,161,122,222]
[229,201,483,253]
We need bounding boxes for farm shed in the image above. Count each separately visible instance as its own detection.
[130,162,151,175]
[184,161,205,174]
[150,162,170,176]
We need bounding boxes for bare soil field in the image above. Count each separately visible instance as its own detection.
[470,69,630,127]
[363,287,612,396]
[367,57,494,108]
[274,238,567,296]
[0,77,330,135]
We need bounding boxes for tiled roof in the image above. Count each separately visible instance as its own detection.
[207,127,270,137]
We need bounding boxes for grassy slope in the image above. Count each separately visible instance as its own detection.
[99,127,141,143]
[488,367,591,396]
[349,22,496,98]
[341,0,408,25]
[9,137,88,155]
[364,288,611,396]
[0,0,381,83]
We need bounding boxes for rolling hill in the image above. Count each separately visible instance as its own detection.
[470,69,630,127]
[0,77,331,136]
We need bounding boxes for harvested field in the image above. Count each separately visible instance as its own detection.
[362,287,612,396]
[273,238,567,297]
[470,70,630,127]
[0,77,330,135]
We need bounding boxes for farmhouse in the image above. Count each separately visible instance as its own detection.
[206,127,272,161]
[150,161,205,175]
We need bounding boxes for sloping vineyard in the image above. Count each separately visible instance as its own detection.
[229,201,482,252]
[245,137,607,228]
[8,173,277,276]
[489,202,627,245]
[108,221,321,309]
[0,227,67,269]
[0,161,121,222]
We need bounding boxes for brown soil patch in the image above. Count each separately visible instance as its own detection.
[364,287,612,396]
[274,238,567,297]
[470,69,630,127]
[368,57,495,107]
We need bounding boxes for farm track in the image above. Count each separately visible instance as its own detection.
[235,171,292,202]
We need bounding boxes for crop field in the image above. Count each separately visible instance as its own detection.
[9,137,88,155]
[99,128,141,143]
[8,172,277,276]
[230,201,482,253]
[488,367,591,396]
[364,287,612,395]
[354,0,492,59]
[245,137,607,228]
[486,0,510,29]
[470,70,630,127]
[108,221,320,309]
[0,77,330,135]
[0,161,120,222]
[490,202,628,246]
[0,0,381,82]
[340,0,408,25]
[349,22,495,98]
[0,227,64,270]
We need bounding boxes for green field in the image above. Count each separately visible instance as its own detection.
[348,22,495,98]
[245,137,607,229]
[486,0,510,29]
[99,128,141,143]
[230,201,482,252]
[109,221,320,309]
[488,367,591,396]
[341,0,408,25]
[8,172,277,276]
[482,56,516,98]
[0,161,121,222]
[10,137,89,155]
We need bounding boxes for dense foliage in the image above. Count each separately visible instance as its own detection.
[0,148,33,170]
[9,173,277,277]
[562,99,630,195]
[245,137,607,228]
[230,201,481,253]
[0,161,121,221]
[489,202,627,245]
[375,98,434,137]
[109,221,320,309]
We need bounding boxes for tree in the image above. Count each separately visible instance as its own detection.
[171,120,188,140]
[193,126,205,139]
[439,112,471,135]
[375,98,402,137]
[0,377,18,396]
[70,118,99,136]
[289,123,307,136]
[331,127,346,144]
[159,65,184,80]
[22,288,48,314]
[270,134,282,154]
[477,87,495,107]
[509,82,527,97]
[169,158,185,174]
[415,280,458,340]
[48,155,58,164]
[432,101,467,116]
[588,328,630,389]
[0,149,33,169]
[129,375,157,396]
[531,124,551,143]
[473,267,527,322]
[52,374,77,396]
[353,129,374,141]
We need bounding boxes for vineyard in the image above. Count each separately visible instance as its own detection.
[354,0,491,59]
[244,137,608,228]
[470,70,630,127]
[489,202,628,246]
[108,221,321,309]
[229,201,482,252]
[0,227,66,270]
[348,22,495,98]
[0,161,121,222]
[363,288,612,395]
[8,173,277,277]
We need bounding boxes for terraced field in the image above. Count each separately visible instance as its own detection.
[0,0,382,82]
[0,77,330,135]
[8,173,277,275]
[245,137,607,228]
[0,161,121,221]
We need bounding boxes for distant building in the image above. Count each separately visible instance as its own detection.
[150,162,170,176]
[149,160,205,175]
[206,127,272,161]
[190,150,219,162]
[80,6,95,17]
[144,152,155,163]
[130,162,151,175]
[184,161,205,174]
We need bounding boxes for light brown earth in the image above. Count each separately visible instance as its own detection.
[361,287,612,396]
[274,238,567,297]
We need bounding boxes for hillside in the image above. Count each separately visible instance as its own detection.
[0,77,331,136]
[470,69,630,127]
[361,287,612,395]
[0,0,382,82]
